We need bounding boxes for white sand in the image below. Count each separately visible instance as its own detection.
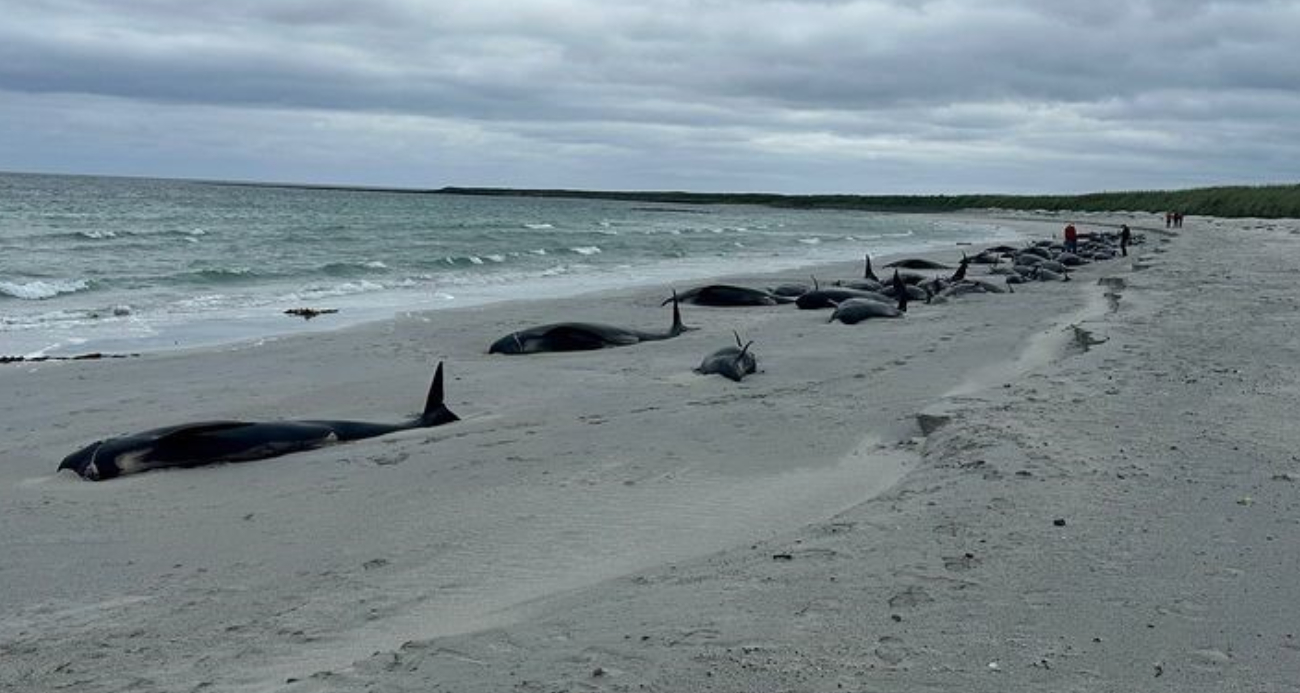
[3,212,1298,692]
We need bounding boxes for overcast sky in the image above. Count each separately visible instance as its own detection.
[1,0,1296,193]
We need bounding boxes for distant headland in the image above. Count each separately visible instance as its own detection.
[433,184,1300,219]
[196,176,1300,219]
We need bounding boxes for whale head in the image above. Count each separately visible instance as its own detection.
[58,438,138,480]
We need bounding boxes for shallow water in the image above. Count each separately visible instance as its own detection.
[1,172,1019,355]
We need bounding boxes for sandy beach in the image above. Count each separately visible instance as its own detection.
[3,211,1298,692]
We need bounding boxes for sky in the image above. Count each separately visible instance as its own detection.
[1,0,1297,194]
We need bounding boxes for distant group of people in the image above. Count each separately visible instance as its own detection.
[1165,211,1184,228]
[1064,222,1132,257]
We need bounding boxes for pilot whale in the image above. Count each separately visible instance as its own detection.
[695,332,758,382]
[58,362,459,481]
[489,292,692,354]
[666,285,793,306]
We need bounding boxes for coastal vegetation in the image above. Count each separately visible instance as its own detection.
[437,184,1300,219]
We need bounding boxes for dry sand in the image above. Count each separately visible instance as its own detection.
[2,212,1298,692]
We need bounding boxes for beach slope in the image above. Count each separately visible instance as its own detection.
[2,213,1297,692]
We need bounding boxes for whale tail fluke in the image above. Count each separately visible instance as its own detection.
[420,362,460,426]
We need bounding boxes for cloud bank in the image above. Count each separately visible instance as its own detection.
[2,0,1296,192]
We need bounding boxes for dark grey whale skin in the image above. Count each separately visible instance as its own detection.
[489,293,692,354]
[58,363,458,481]
[695,334,758,382]
[666,285,793,307]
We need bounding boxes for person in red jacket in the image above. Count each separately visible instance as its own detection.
[1064,223,1079,253]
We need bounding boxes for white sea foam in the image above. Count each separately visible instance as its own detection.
[0,278,91,300]
[364,261,389,269]
[174,294,229,309]
[78,229,117,239]
[524,223,554,230]
[296,280,387,300]
[485,255,505,263]
[571,246,601,256]
[798,237,822,245]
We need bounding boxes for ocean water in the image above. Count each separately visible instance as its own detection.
[0,172,1020,356]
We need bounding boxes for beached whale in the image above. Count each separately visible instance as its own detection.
[796,286,891,310]
[768,282,812,298]
[884,258,952,270]
[58,363,459,481]
[666,284,793,306]
[695,332,758,382]
[489,292,693,354]
[829,278,909,323]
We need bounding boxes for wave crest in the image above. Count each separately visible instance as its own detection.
[0,278,92,300]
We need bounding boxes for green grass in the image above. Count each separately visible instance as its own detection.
[437,184,1300,219]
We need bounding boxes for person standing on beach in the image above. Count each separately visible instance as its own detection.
[1064,223,1079,254]
[1166,212,1173,228]
[1120,224,1131,256]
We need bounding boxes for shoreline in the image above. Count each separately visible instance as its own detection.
[3,210,1024,360]
[8,211,1296,692]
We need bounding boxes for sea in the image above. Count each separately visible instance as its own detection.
[0,172,1022,356]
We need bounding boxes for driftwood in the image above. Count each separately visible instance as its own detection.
[284,307,339,320]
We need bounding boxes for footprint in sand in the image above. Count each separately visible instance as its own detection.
[874,635,910,666]
[942,552,981,572]
[887,585,934,609]
[1189,648,1232,671]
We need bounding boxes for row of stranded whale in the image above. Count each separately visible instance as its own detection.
[58,227,1139,481]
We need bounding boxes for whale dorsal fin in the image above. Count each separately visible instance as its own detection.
[864,254,879,281]
[421,361,460,425]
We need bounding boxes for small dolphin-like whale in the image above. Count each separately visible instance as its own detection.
[58,362,460,481]
[489,292,692,354]
[884,257,952,270]
[769,282,812,298]
[828,297,903,324]
[695,332,758,382]
[796,278,891,310]
[830,272,909,323]
[665,284,793,307]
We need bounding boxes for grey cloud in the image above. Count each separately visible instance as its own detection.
[1,0,1296,192]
